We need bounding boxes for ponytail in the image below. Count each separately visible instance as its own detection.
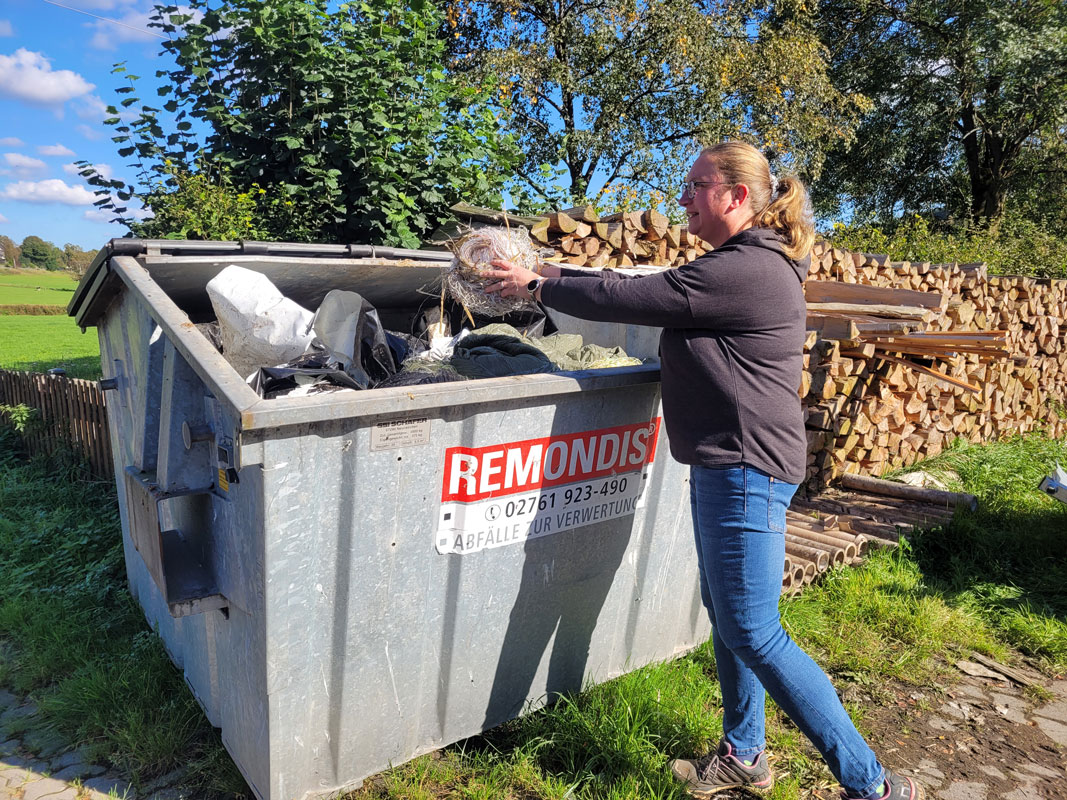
[756,175,814,262]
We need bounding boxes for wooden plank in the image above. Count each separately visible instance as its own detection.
[806,313,860,341]
[872,342,1011,358]
[806,302,935,321]
[449,202,544,229]
[968,652,1038,687]
[806,279,946,310]
[875,352,982,395]
[851,317,925,335]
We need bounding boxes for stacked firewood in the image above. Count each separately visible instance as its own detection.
[531,206,710,269]
[801,242,1067,488]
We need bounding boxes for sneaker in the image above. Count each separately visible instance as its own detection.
[842,768,926,800]
[669,740,774,797]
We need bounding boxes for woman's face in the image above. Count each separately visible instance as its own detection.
[677,154,740,248]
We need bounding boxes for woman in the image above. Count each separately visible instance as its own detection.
[485,141,924,800]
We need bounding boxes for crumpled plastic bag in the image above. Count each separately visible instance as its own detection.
[310,290,400,388]
[206,265,315,380]
[248,290,429,397]
[247,350,363,399]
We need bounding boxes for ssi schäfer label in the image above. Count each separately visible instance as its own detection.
[436,419,660,554]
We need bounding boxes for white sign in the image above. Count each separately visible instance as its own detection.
[371,416,430,451]
[436,419,660,555]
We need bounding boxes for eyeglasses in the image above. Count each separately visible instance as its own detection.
[680,180,727,199]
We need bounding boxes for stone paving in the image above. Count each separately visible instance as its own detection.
[0,687,189,800]
[881,672,1067,800]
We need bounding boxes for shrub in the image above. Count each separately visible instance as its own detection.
[825,215,1067,279]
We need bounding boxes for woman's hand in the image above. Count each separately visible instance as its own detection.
[484,259,541,298]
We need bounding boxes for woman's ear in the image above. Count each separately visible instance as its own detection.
[729,183,750,210]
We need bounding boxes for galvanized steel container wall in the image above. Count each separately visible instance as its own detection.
[71,243,711,800]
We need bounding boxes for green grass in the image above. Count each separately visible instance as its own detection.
[0,269,79,307]
[0,428,1063,800]
[0,432,247,797]
[897,434,1067,672]
[0,315,102,379]
[0,268,81,289]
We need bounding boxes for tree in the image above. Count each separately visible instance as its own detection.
[62,244,95,277]
[87,0,518,247]
[0,235,18,268]
[813,0,1067,228]
[445,0,866,206]
[19,236,64,271]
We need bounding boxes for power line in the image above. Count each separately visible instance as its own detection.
[40,0,166,39]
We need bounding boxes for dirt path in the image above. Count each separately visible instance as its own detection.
[838,663,1066,800]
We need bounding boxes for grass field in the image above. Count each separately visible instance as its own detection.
[0,429,1063,799]
[0,315,102,379]
[0,269,80,307]
[0,269,101,378]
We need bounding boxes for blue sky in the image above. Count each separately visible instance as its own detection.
[0,0,169,252]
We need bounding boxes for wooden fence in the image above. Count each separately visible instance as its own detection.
[0,369,113,479]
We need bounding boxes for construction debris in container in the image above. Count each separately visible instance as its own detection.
[196,262,644,399]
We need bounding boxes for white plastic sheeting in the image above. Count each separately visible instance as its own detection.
[206,265,314,380]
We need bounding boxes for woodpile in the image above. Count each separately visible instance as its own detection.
[801,242,1067,488]
[530,206,711,269]
[779,475,960,594]
[440,203,709,268]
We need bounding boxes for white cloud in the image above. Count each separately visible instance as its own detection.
[64,161,113,180]
[76,124,103,141]
[88,4,200,50]
[89,8,157,50]
[0,20,14,37]
[76,94,108,121]
[0,213,8,224]
[3,152,48,177]
[0,137,23,147]
[0,49,95,106]
[38,143,76,157]
[83,208,116,223]
[0,179,97,205]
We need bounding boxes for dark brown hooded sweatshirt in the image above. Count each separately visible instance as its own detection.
[539,226,809,484]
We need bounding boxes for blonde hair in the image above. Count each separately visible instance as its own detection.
[701,142,815,262]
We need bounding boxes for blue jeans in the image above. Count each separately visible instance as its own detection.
[690,464,884,797]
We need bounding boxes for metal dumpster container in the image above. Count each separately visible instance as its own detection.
[69,239,709,800]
